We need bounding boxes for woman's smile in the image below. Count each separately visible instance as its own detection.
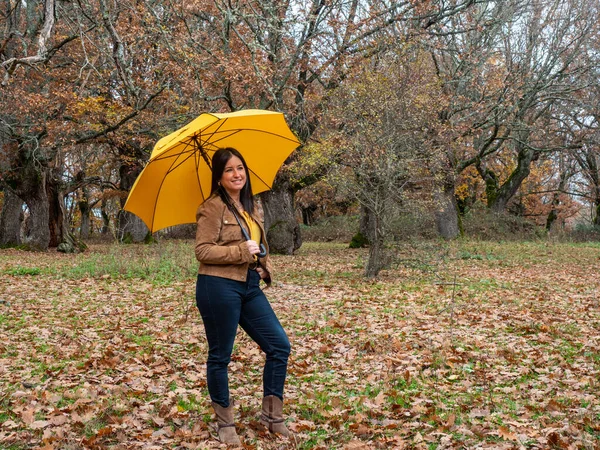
[220,155,247,196]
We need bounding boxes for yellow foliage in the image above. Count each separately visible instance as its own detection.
[455,166,482,201]
[289,140,343,184]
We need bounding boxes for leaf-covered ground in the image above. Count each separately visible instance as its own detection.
[0,240,599,449]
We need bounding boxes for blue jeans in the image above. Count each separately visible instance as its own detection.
[196,271,290,407]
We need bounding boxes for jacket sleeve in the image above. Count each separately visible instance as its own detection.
[195,199,254,265]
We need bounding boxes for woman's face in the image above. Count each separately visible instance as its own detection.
[220,155,247,197]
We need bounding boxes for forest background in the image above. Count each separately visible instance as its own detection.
[1,0,600,277]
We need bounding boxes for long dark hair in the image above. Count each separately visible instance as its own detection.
[210,147,254,214]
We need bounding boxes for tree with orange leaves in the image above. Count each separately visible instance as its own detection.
[429,0,599,236]
[0,0,172,249]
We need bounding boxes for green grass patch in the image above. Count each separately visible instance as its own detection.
[3,266,42,276]
[177,394,203,412]
[50,241,198,284]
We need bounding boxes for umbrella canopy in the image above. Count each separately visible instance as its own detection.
[123,109,300,232]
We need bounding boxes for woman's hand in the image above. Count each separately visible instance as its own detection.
[256,267,268,279]
[245,240,261,256]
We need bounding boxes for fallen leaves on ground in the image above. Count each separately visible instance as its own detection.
[0,240,598,449]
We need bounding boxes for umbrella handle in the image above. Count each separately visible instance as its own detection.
[237,218,268,258]
[222,193,268,259]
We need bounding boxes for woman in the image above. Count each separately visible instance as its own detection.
[195,147,291,445]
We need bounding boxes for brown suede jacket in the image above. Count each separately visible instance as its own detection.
[195,194,272,284]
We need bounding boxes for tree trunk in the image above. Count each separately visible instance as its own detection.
[0,189,24,246]
[359,204,375,243]
[47,176,66,248]
[78,186,92,239]
[46,175,79,252]
[260,177,301,255]
[592,179,600,226]
[0,129,52,251]
[101,198,111,234]
[545,207,558,231]
[433,181,461,239]
[79,199,91,239]
[117,160,148,242]
[428,145,460,239]
[486,143,538,214]
[365,237,385,278]
[364,213,387,278]
[25,171,51,251]
[301,205,316,226]
[546,168,570,232]
[117,210,149,242]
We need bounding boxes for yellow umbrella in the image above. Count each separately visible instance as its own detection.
[123,109,300,232]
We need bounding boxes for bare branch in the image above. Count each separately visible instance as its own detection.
[74,86,165,145]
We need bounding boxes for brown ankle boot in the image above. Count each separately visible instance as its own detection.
[260,395,291,437]
[212,400,241,446]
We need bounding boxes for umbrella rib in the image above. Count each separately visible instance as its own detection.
[247,166,273,190]
[152,149,194,162]
[167,150,199,174]
[152,140,202,176]
[202,128,300,148]
[192,134,213,169]
[195,143,208,203]
[196,120,231,150]
[151,140,196,163]
[200,117,299,148]
[191,134,212,204]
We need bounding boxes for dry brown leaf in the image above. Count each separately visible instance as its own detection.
[49,415,68,426]
[29,420,51,429]
[468,408,490,418]
[20,408,35,425]
[497,426,518,441]
[343,441,372,450]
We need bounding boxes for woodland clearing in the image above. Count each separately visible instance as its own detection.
[0,240,599,449]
